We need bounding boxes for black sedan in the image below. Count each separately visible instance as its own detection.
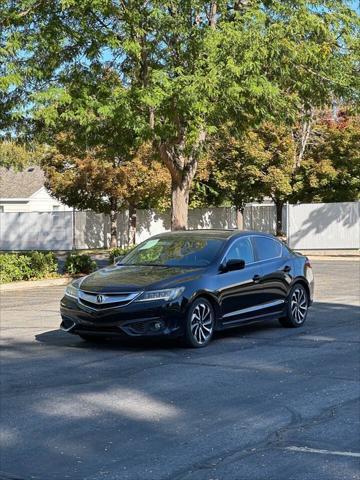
[60,230,314,348]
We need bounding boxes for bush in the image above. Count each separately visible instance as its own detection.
[108,246,134,264]
[29,251,57,278]
[64,254,97,275]
[0,251,58,283]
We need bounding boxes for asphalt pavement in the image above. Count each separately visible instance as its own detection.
[0,260,359,480]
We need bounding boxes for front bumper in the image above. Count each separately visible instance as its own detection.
[60,295,185,338]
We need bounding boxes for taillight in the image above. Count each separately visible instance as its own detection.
[305,257,312,268]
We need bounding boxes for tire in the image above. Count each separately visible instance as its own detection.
[184,297,215,348]
[279,283,309,328]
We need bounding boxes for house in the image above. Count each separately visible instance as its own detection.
[0,166,72,212]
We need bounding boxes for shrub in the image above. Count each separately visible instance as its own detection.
[29,251,57,278]
[108,246,134,264]
[0,251,58,283]
[64,254,97,275]
[0,255,31,283]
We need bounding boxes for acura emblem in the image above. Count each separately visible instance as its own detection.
[96,295,105,304]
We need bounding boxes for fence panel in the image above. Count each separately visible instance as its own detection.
[1,203,357,251]
[136,207,237,243]
[0,212,73,250]
[288,202,360,250]
[243,205,277,233]
[74,211,129,249]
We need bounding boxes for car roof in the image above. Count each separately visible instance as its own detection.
[153,229,277,241]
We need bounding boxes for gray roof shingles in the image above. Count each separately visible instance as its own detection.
[0,166,45,199]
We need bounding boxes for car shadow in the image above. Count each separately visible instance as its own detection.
[34,299,360,353]
[35,318,283,353]
[35,329,183,351]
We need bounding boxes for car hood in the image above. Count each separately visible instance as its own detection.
[79,264,204,293]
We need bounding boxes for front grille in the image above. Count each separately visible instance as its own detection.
[79,298,130,310]
[78,290,142,311]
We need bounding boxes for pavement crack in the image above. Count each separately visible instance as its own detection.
[163,397,359,480]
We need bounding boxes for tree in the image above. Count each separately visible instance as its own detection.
[34,66,171,247]
[293,112,360,202]
[0,141,47,170]
[206,110,359,236]
[207,122,295,235]
[1,0,359,230]
[44,138,170,247]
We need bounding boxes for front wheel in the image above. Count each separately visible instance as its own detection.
[279,283,309,328]
[184,298,215,348]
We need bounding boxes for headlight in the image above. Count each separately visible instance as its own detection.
[136,287,185,302]
[65,282,79,299]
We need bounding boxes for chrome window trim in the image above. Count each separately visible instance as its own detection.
[220,234,284,268]
[223,299,285,319]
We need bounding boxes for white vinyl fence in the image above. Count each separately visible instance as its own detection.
[287,202,360,250]
[0,211,129,251]
[0,212,73,250]
[0,202,358,251]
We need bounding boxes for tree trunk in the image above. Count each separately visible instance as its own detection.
[171,179,190,230]
[159,131,205,231]
[275,201,284,237]
[128,204,137,246]
[109,210,118,248]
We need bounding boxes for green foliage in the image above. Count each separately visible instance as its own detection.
[64,254,97,275]
[0,255,32,283]
[293,113,360,202]
[28,251,58,278]
[1,0,359,228]
[0,252,58,283]
[108,246,134,265]
[0,141,47,170]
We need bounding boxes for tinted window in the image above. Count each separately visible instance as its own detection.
[225,237,254,265]
[253,236,282,261]
[121,236,224,267]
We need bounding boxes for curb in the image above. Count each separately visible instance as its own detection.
[0,276,74,292]
[308,255,359,261]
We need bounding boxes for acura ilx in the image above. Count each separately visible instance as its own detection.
[60,230,314,348]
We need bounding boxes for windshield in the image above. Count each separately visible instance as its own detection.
[121,236,224,267]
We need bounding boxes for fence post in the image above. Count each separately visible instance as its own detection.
[72,208,76,251]
[286,202,290,246]
[236,209,244,230]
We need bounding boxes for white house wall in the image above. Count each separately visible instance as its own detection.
[0,187,72,212]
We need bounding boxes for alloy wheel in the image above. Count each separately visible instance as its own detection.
[190,302,214,345]
[291,287,308,324]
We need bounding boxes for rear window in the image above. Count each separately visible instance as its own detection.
[252,236,282,261]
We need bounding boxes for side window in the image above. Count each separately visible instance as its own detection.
[225,237,254,265]
[252,236,282,261]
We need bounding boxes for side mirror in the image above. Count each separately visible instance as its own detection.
[114,255,124,264]
[220,258,246,272]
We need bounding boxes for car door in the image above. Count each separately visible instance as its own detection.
[251,235,293,315]
[216,236,265,325]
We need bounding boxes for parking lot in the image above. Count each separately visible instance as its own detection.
[0,259,359,480]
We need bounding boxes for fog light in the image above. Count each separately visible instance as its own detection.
[152,321,164,331]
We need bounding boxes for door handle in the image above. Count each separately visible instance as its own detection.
[253,274,261,283]
[282,265,291,273]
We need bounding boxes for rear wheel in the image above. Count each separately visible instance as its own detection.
[279,283,309,328]
[184,298,215,348]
